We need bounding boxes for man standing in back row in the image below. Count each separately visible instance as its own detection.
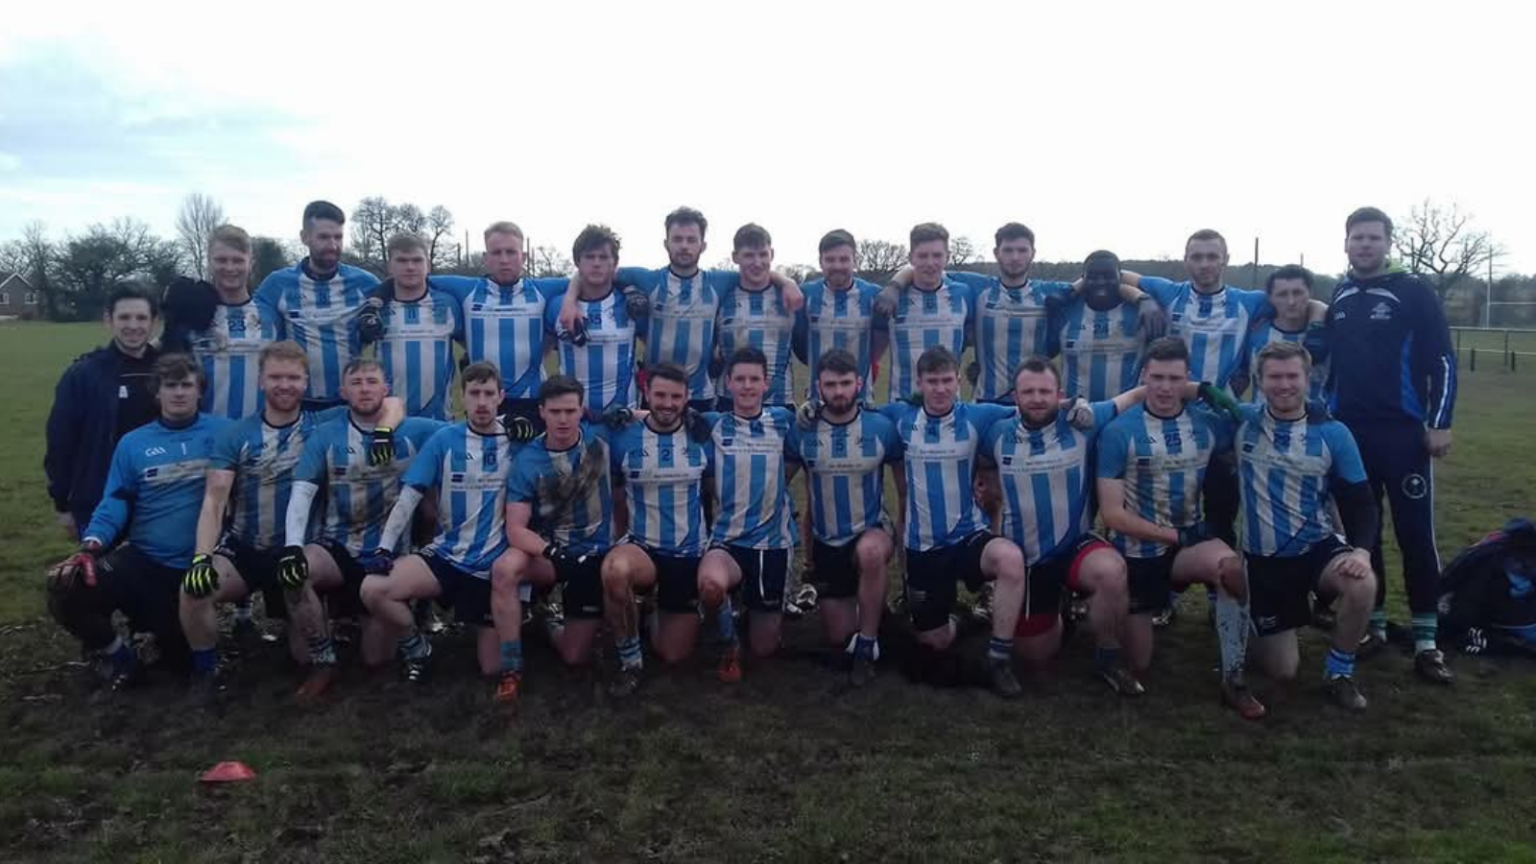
[1322,206,1457,683]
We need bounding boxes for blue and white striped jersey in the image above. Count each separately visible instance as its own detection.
[188,300,277,419]
[211,406,348,551]
[255,261,380,402]
[293,416,442,554]
[1140,277,1271,391]
[402,422,522,576]
[548,288,639,414]
[609,419,713,557]
[1097,403,1231,559]
[949,272,1072,402]
[1234,405,1365,558]
[715,281,796,406]
[431,275,569,399]
[787,408,903,546]
[705,407,796,550]
[795,278,884,400]
[1238,322,1327,404]
[1057,298,1143,402]
[883,401,1015,552]
[621,267,735,402]
[84,414,230,569]
[884,280,974,403]
[507,425,615,557]
[981,402,1117,566]
[371,288,464,420]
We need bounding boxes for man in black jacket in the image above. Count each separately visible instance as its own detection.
[44,283,162,540]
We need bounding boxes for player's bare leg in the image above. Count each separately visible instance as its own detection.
[489,549,554,704]
[699,548,745,682]
[179,555,248,702]
[601,545,655,696]
[1074,548,1142,696]
[359,555,442,683]
[980,537,1028,698]
[1174,540,1263,719]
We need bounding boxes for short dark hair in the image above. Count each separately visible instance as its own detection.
[665,206,708,239]
[817,348,859,378]
[725,346,768,378]
[1012,355,1061,389]
[1265,264,1314,294]
[1185,229,1227,255]
[916,346,959,377]
[342,357,385,378]
[818,229,857,256]
[1084,249,1120,269]
[733,223,772,252]
[539,374,585,405]
[462,361,503,389]
[1143,336,1190,367]
[994,222,1035,248]
[152,353,205,394]
[302,200,345,228]
[910,222,949,248]
[572,224,621,261]
[105,281,159,318]
[1256,339,1313,377]
[646,362,689,389]
[1345,206,1393,239]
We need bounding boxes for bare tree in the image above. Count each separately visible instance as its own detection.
[776,264,815,283]
[54,219,180,319]
[174,193,226,278]
[1394,200,1503,304]
[426,205,456,269]
[948,235,979,267]
[350,196,394,269]
[1,221,66,320]
[857,239,908,275]
[528,245,574,278]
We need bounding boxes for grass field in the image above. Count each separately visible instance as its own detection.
[3,321,1536,863]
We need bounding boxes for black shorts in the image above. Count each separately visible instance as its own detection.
[96,545,186,653]
[904,531,996,632]
[214,537,292,620]
[500,397,544,431]
[422,553,494,626]
[1247,536,1351,637]
[635,544,701,614]
[317,542,368,618]
[553,551,606,620]
[1018,533,1114,637]
[717,544,791,613]
[1125,551,1178,616]
[810,531,884,601]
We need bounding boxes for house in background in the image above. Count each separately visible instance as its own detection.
[0,272,40,320]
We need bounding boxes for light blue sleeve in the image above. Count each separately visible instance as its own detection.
[402,429,447,489]
[1197,405,1237,453]
[971,402,1017,432]
[1095,416,1132,479]
[506,447,543,503]
[402,418,449,450]
[209,421,245,472]
[1038,280,1074,299]
[616,267,663,293]
[84,440,137,545]
[784,425,804,463]
[427,275,479,304]
[944,271,995,291]
[862,281,890,332]
[293,425,333,485]
[878,414,904,462]
[530,277,572,299]
[1231,287,1274,318]
[1321,422,1368,484]
[1138,276,1181,308]
[254,270,288,339]
[1090,400,1119,429]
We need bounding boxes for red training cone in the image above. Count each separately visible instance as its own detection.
[200,761,258,783]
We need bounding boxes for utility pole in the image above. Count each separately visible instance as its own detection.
[1250,236,1260,289]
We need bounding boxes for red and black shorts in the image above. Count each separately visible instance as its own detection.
[1016,533,1114,638]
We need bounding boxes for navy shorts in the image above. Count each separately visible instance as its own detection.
[1247,536,1351,637]
[904,531,996,632]
[717,544,791,613]
[422,553,494,626]
[810,527,888,601]
[635,545,701,614]
[1125,551,1178,616]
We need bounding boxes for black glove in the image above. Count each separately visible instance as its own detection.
[683,407,713,444]
[1305,398,1332,424]
[504,415,538,443]
[369,426,396,467]
[601,404,634,430]
[276,545,309,589]
[563,315,590,347]
[161,276,218,353]
[622,285,650,320]
[1136,296,1169,340]
[1176,522,1212,549]
[964,361,981,387]
[542,542,586,567]
[357,279,395,345]
[358,548,395,575]
[182,553,219,598]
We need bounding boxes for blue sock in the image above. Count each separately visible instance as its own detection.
[106,637,136,674]
[306,635,336,666]
[192,648,218,674]
[1093,644,1120,672]
[499,640,523,674]
[1324,647,1356,680]
[716,598,738,644]
[1411,614,1438,654]
[854,634,878,661]
[987,636,1013,662]
[1369,608,1388,638]
[398,629,430,661]
[233,600,253,622]
[617,636,643,670]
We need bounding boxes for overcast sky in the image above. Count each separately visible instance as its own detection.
[2,0,1531,274]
